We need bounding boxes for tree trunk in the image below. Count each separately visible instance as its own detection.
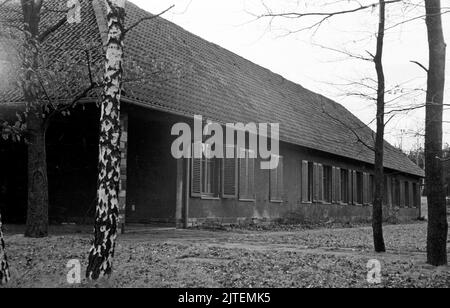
[86,0,125,280]
[0,210,10,285]
[25,112,49,238]
[425,0,448,267]
[372,0,386,253]
[21,0,49,238]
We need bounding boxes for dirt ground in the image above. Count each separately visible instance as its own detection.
[1,222,449,288]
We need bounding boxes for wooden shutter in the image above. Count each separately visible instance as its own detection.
[191,155,202,198]
[348,170,353,204]
[248,151,256,200]
[277,157,284,201]
[400,181,405,207]
[301,161,309,202]
[363,173,369,205]
[239,149,248,200]
[270,160,277,201]
[331,167,337,203]
[270,156,283,202]
[222,146,237,199]
[318,164,324,202]
[334,167,341,203]
[280,157,284,200]
[409,182,414,208]
[352,171,358,204]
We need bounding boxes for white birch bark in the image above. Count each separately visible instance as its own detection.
[86,0,125,280]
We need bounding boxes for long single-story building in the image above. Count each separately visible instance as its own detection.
[0,0,424,228]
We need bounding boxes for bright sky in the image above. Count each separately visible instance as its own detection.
[129,0,450,152]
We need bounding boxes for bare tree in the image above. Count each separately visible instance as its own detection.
[424,0,448,266]
[372,0,387,253]
[86,0,126,281]
[20,0,48,238]
[85,0,175,280]
[253,0,404,252]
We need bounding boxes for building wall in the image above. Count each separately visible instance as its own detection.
[0,104,422,227]
[187,142,422,227]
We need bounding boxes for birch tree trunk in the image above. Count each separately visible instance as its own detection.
[372,0,387,253]
[424,0,448,267]
[21,0,49,238]
[0,211,10,285]
[86,0,125,280]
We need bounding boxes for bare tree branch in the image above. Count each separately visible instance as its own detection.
[124,5,175,35]
[410,60,429,73]
[322,105,375,152]
[38,16,67,43]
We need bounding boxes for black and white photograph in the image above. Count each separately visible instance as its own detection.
[0,0,449,292]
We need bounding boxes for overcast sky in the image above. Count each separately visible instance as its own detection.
[129,0,450,152]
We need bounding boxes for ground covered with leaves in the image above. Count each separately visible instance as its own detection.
[1,222,449,288]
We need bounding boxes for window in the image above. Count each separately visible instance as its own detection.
[239,149,255,201]
[323,165,333,203]
[191,143,220,199]
[202,157,220,198]
[270,155,284,202]
[301,161,317,203]
[341,169,349,204]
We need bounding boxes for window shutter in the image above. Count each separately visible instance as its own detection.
[270,161,277,201]
[409,182,414,208]
[239,149,248,199]
[222,146,237,199]
[331,167,337,203]
[248,151,256,200]
[278,156,284,201]
[191,155,202,198]
[348,170,352,204]
[334,167,341,203]
[352,171,358,204]
[318,164,324,202]
[363,173,368,205]
[301,161,309,202]
[400,181,405,207]
[270,156,283,202]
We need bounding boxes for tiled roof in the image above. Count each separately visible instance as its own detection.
[0,0,424,177]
